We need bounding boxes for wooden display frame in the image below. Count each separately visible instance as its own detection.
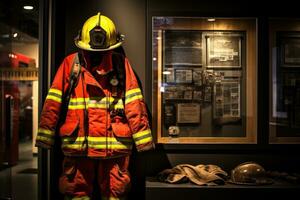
[269,19,300,144]
[152,17,257,144]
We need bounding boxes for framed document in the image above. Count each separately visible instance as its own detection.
[206,33,242,68]
[164,30,203,66]
[175,69,193,83]
[177,103,201,123]
[279,33,300,67]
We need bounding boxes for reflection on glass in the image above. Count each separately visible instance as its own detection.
[0,0,39,198]
[270,21,300,143]
[152,17,257,143]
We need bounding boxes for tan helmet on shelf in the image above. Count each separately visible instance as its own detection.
[74,12,124,51]
[230,162,273,185]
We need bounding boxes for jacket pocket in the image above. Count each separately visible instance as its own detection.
[59,119,79,137]
[111,122,132,138]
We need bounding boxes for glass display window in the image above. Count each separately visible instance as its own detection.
[152,17,257,144]
[269,19,300,143]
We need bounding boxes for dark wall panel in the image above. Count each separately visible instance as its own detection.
[50,1,300,199]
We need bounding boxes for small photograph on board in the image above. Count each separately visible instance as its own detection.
[205,33,242,68]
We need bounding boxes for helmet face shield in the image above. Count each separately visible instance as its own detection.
[89,26,107,49]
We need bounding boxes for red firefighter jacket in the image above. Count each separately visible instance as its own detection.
[35,51,154,158]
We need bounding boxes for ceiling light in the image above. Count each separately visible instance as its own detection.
[13,33,18,38]
[23,5,34,10]
[207,18,216,22]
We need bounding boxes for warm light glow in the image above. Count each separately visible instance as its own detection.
[8,53,17,59]
[13,33,18,38]
[153,57,157,61]
[163,71,171,75]
[23,5,34,10]
[207,18,216,22]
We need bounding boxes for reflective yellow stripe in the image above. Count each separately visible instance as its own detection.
[88,143,132,149]
[36,135,54,144]
[68,97,124,110]
[49,88,62,96]
[135,136,153,146]
[61,136,132,150]
[125,88,143,104]
[62,137,86,142]
[125,94,143,104]
[46,88,62,103]
[65,195,90,200]
[88,137,131,142]
[102,197,124,200]
[126,88,141,96]
[46,95,61,103]
[69,97,89,103]
[133,129,152,145]
[132,129,151,140]
[38,128,54,135]
[62,143,87,149]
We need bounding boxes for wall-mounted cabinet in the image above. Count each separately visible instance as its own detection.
[269,19,300,144]
[152,17,257,144]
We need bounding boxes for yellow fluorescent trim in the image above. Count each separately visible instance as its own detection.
[68,98,124,109]
[36,135,54,144]
[68,105,86,109]
[62,144,86,149]
[132,129,151,140]
[69,97,89,103]
[38,128,54,135]
[62,137,132,143]
[48,88,62,95]
[125,94,143,104]
[125,88,142,97]
[135,136,153,146]
[62,143,131,150]
[88,144,132,149]
[102,196,124,200]
[88,137,131,142]
[88,104,109,109]
[46,95,62,103]
[62,137,86,142]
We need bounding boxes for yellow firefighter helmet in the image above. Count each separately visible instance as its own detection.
[74,12,124,51]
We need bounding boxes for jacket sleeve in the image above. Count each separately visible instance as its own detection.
[35,58,70,149]
[124,58,154,152]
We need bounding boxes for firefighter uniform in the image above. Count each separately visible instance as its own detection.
[36,13,154,200]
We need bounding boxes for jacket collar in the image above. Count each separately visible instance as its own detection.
[80,51,113,90]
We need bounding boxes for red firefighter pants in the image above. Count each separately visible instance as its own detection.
[59,156,131,200]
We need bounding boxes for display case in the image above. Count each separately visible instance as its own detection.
[152,17,257,144]
[269,19,300,143]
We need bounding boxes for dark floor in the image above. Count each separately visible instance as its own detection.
[0,141,37,200]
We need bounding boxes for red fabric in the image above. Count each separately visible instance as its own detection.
[36,51,154,158]
[59,156,131,199]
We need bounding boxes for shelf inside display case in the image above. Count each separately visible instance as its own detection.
[152,17,257,144]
